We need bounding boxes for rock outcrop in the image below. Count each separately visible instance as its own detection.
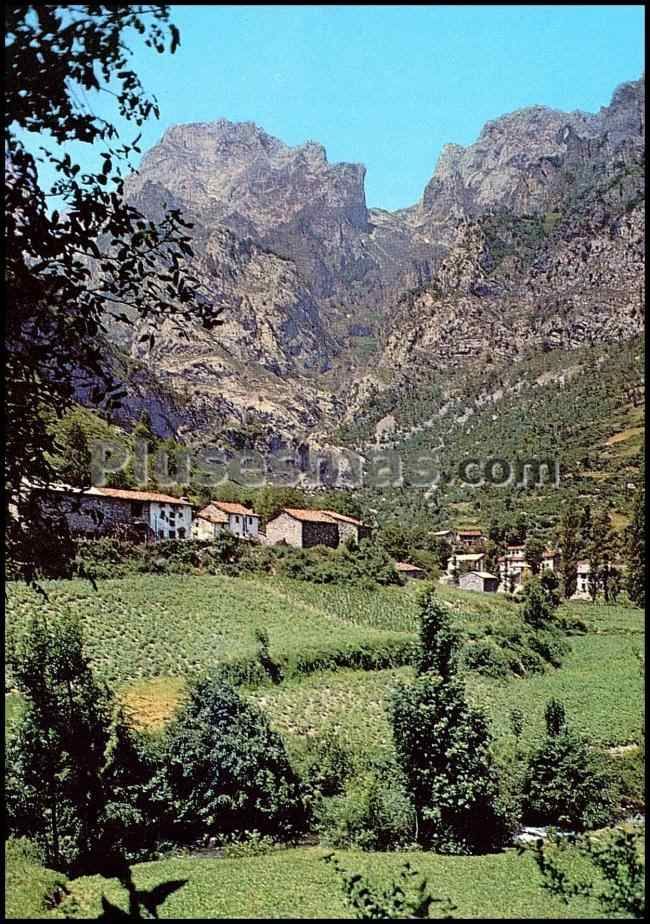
[103,76,644,455]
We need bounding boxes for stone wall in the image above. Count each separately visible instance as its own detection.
[37,493,132,537]
[264,512,304,547]
[264,513,339,548]
[459,572,498,593]
[302,520,339,549]
[335,522,372,545]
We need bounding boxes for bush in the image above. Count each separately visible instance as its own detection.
[461,639,511,679]
[523,701,616,831]
[299,728,355,798]
[609,747,645,815]
[521,577,554,628]
[529,628,570,668]
[219,830,278,859]
[316,762,414,851]
[160,674,309,845]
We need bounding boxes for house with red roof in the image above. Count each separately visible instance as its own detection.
[193,500,260,540]
[264,507,372,549]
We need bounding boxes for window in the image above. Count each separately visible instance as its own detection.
[178,527,186,539]
[168,529,176,539]
[235,515,240,523]
[131,501,144,517]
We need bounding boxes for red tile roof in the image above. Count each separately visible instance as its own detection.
[211,500,256,517]
[322,509,367,527]
[197,504,229,524]
[283,507,338,524]
[395,561,426,572]
[94,487,191,505]
[456,529,483,536]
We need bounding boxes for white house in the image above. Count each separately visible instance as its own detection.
[193,501,260,540]
[573,560,592,599]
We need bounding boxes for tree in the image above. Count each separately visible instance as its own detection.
[586,509,619,603]
[482,538,502,577]
[161,674,308,845]
[6,613,152,874]
[341,538,402,586]
[625,487,645,607]
[524,536,545,576]
[557,502,582,599]
[415,586,458,678]
[6,6,221,570]
[539,569,561,610]
[522,699,615,831]
[520,576,553,628]
[254,485,307,522]
[388,588,511,853]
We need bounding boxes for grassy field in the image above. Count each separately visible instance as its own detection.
[4,840,67,920]
[249,632,643,761]
[5,575,417,690]
[14,845,608,920]
[6,577,643,754]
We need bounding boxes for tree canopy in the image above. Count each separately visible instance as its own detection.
[5,5,221,570]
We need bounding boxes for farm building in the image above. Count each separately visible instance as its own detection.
[459,570,499,593]
[264,508,340,549]
[497,547,529,592]
[497,546,560,593]
[193,501,259,540]
[26,482,192,539]
[447,552,485,577]
[394,561,427,580]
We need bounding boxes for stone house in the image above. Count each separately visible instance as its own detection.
[193,501,259,540]
[264,508,340,549]
[29,483,192,539]
[192,507,228,540]
[394,561,427,580]
[459,570,499,593]
[498,545,560,593]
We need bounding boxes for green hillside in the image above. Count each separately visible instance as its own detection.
[342,336,644,533]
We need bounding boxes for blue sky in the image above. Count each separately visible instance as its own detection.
[29,4,646,210]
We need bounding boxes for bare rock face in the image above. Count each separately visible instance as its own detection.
[107,77,643,455]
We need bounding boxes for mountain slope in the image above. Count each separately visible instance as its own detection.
[91,76,644,518]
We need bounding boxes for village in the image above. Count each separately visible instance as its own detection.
[25,481,594,599]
